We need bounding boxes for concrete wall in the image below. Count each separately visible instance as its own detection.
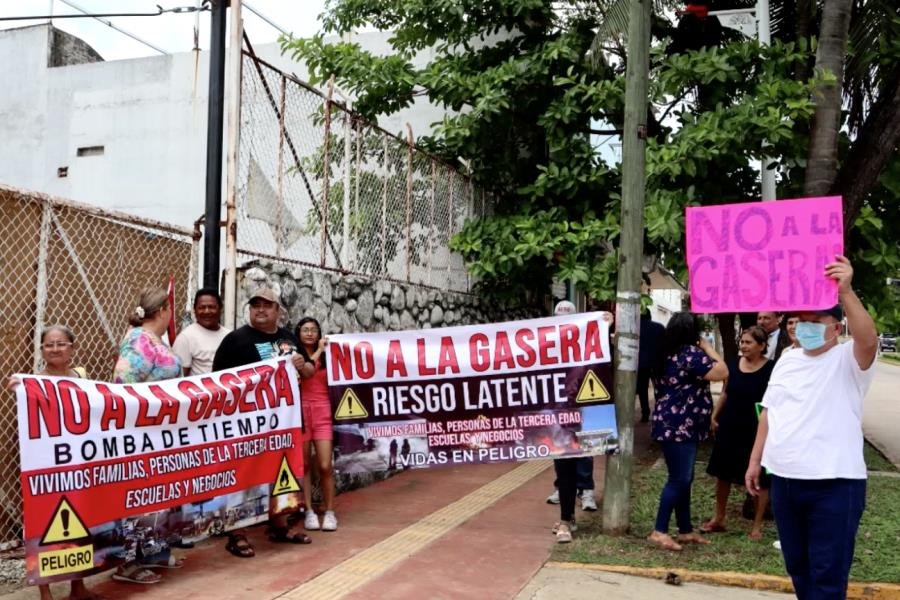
[0,25,449,229]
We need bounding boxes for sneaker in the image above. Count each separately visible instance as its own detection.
[321,511,337,532]
[773,540,782,550]
[556,523,572,543]
[546,489,560,504]
[580,490,597,511]
[304,511,320,530]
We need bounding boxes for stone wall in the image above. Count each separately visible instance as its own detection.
[236,260,538,333]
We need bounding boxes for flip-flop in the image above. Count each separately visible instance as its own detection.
[111,566,162,584]
[677,532,711,545]
[647,532,683,551]
[699,521,727,533]
[225,533,256,557]
[269,527,312,544]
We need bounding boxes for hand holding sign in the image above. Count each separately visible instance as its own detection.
[825,255,853,295]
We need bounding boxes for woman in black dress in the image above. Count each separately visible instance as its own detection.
[702,325,774,540]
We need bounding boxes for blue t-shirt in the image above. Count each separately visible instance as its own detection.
[651,344,714,442]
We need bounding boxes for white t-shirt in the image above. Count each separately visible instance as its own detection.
[172,323,231,375]
[761,340,875,479]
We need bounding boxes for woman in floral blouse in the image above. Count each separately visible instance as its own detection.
[111,287,183,584]
[114,287,181,384]
[648,312,728,551]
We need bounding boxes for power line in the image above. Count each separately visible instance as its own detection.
[0,2,208,21]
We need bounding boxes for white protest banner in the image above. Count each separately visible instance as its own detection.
[326,313,619,472]
[15,358,303,585]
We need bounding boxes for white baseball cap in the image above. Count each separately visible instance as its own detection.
[554,300,576,315]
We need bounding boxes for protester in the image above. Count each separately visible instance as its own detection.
[702,325,774,539]
[172,288,230,376]
[294,317,338,532]
[783,314,800,352]
[638,310,665,422]
[746,256,878,599]
[114,287,182,384]
[212,287,311,553]
[112,287,184,583]
[7,326,104,600]
[647,311,728,551]
[545,300,601,542]
[756,312,790,361]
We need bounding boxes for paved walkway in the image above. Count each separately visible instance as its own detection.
[864,361,900,467]
[518,565,792,599]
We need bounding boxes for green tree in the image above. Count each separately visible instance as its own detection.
[282,0,899,327]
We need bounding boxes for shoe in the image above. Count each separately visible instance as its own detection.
[551,520,578,534]
[580,490,597,511]
[773,540,782,550]
[321,511,337,532]
[556,523,572,543]
[304,511,321,530]
[546,489,560,504]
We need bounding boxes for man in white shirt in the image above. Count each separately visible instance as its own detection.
[173,288,231,375]
[746,256,878,600]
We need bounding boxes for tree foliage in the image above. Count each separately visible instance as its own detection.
[282,0,899,327]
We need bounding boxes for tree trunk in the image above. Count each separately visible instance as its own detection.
[794,0,813,82]
[833,71,900,228]
[803,0,853,196]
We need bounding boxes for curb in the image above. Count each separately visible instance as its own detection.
[546,561,900,599]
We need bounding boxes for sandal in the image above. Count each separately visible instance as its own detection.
[268,526,312,545]
[225,533,256,558]
[647,531,683,551]
[111,565,162,584]
[676,532,711,545]
[141,555,185,569]
[699,520,727,534]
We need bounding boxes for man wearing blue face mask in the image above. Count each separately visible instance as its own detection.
[745,255,878,600]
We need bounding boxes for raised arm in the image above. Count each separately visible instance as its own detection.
[826,256,878,370]
[699,338,729,381]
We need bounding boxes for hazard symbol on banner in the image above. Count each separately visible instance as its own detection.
[271,454,301,496]
[334,388,368,420]
[40,497,90,545]
[575,370,611,403]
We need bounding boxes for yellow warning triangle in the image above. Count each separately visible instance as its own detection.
[334,388,368,420]
[575,370,611,403]
[271,454,301,496]
[41,496,90,545]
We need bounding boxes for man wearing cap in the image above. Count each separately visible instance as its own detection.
[212,287,311,554]
[746,256,878,600]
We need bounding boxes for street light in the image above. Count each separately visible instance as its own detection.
[710,0,776,201]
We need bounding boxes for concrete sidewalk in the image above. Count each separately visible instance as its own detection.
[864,361,900,468]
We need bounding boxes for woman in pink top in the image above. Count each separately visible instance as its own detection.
[295,318,337,532]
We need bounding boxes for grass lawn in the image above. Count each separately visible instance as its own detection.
[554,441,900,583]
[879,353,900,366]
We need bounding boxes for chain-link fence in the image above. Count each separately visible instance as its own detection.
[0,184,197,545]
[236,53,492,292]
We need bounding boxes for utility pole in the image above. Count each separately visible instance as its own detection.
[203,0,227,288]
[602,0,652,534]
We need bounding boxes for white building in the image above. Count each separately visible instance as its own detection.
[0,24,446,228]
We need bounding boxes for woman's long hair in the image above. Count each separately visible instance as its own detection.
[654,311,701,376]
[295,317,326,369]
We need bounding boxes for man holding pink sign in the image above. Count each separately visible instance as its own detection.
[743,255,878,599]
[687,197,879,598]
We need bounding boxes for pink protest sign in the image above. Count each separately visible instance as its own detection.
[686,196,843,313]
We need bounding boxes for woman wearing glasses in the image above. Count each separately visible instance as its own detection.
[295,317,338,532]
[8,325,103,599]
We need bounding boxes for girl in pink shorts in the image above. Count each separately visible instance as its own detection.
[295,318,338,532]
